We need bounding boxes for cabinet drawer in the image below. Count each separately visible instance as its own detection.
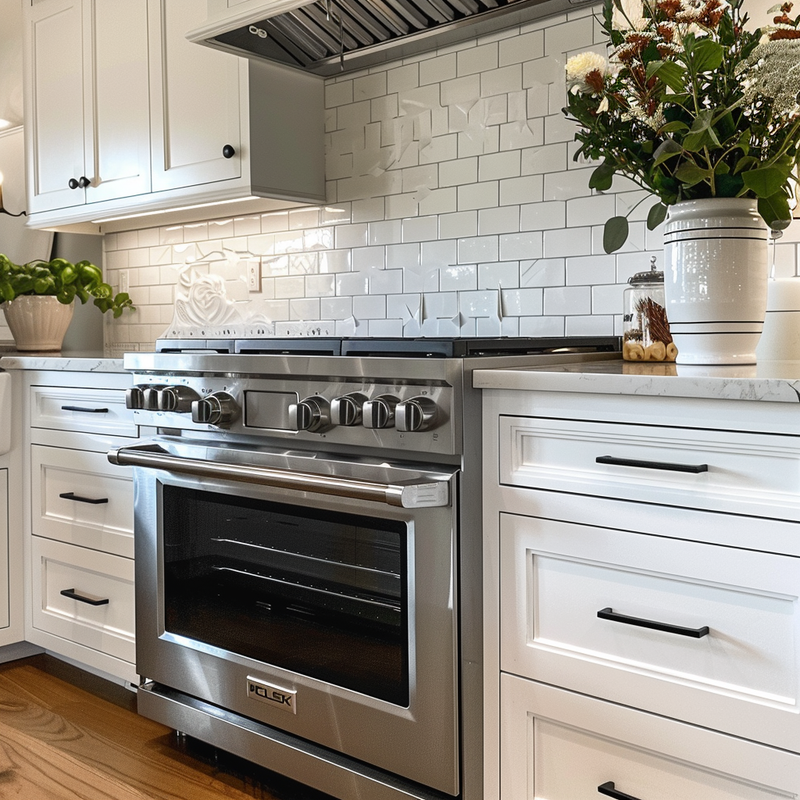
[31,385,136,437]
[500,511,800,754]
[501,674,800,799]
[31,446,133,558]
[31,537,134,665]
[499,415,800,520]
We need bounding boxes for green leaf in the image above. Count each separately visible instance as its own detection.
[659,121,690,134]
[647,202,668,230]
[742,165,792,198]
[714,173,745,196]
[603,216,629,254]
[675,161,710,186]
[589,162,615,192]
[758,193,792,229]
[691,38,724,72]
[733,155,759,174]
[653,139,683,167]
[646,59,686,92]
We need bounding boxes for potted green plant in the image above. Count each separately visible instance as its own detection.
[0,254,134,351]
[562,0,800,364]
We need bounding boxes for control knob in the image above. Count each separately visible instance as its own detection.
[191,392,240,427]
[330,393,367,427]
[362,394,399,429]
[142,386,165,411]
[395,396,439,432]
[289,396,331,433]
[158,386,200,413]
[125,386,145,410]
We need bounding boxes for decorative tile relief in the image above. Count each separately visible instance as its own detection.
[101,5,800,356]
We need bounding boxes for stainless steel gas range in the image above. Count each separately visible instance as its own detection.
[107,336,618,800]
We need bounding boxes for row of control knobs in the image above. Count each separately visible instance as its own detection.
[126,386,440,432]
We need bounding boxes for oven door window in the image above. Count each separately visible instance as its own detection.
[162,485,409,706]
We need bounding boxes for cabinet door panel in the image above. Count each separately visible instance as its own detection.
[502,675,800,800]
[86,0,151,202]
[25,0,85,213]
[31,537,134,665]
[149,0,243,191]
[31,446,133,558]
[500,510,800,755]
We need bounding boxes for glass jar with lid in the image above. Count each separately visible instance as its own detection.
[622,256,677,361]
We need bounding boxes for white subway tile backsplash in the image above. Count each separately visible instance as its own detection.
[456,42,499,76]
[499,231,543,261]
[458,236,499,264]
[479,205,520,235]
[499,30,545,66]
[458,181,499,211]
[480,261,519,289]
[102,9,672,353]
[479,151,521,182]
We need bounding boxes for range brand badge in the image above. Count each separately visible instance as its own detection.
[247,676,297,715]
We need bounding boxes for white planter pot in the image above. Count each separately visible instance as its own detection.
[3,295,75,351]
[663,198,769,365]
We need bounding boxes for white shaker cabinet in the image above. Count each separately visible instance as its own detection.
[23,0,151,215]
[147,0,324,204]
[23,369,137,685]
[480,371,800,798]
[23,0,325,229]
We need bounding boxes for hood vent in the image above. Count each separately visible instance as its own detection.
[189,0,590,76]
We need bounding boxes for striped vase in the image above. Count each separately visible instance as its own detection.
[663,198,769,365]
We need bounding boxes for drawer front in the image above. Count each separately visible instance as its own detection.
[31,537,134,665]
[31,446,133,558]
[499,415,800,520]
[501,674,800,799]
[500,511,800,754]
[31,385,136,437]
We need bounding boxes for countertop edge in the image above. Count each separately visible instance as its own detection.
[0,353,125,372]
[473,359,800,404]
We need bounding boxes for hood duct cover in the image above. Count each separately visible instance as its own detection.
[189,0,591,76]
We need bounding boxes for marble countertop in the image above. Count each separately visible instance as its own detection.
[0,350,125,372]
[473,358,800,404]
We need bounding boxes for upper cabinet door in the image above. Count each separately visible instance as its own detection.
[85,0,151,204]
[24,0,151,214]
[149,0,244,192]
[24,0,86,214]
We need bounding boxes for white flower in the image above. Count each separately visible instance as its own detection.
[612,0,647,30]
[565,51,609,94]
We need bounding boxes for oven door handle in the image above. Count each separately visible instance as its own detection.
[107,443,450,509]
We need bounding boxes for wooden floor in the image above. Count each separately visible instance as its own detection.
[0,655,334,800]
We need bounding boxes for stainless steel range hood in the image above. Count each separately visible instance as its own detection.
[188,0,593,76]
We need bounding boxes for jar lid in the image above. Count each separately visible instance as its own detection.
[628,255,663,285]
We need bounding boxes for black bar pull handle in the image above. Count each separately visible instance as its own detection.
[61,405,109,414]
[596,455,708,474]
[60,588,110,606]
[598,781,642,800]
[598,607,710,638]
[59,492,109,505]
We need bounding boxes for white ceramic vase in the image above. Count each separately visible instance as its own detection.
[3,295,75,351]
[663,198,769,365]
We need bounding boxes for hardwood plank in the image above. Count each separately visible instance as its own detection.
[0,656,334,800]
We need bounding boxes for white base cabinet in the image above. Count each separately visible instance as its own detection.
[23,369,136,684]
[482,386,800,798]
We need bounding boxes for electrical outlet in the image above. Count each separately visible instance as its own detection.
[246,259,262,293]
[119,270,129,294]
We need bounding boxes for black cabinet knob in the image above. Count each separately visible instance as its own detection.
[68,177,79,190]
[222,144,236,159]
[78,176,90,188]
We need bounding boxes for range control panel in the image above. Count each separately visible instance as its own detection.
[126,374,458,457]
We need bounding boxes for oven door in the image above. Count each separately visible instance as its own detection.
[111,438,460,795]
